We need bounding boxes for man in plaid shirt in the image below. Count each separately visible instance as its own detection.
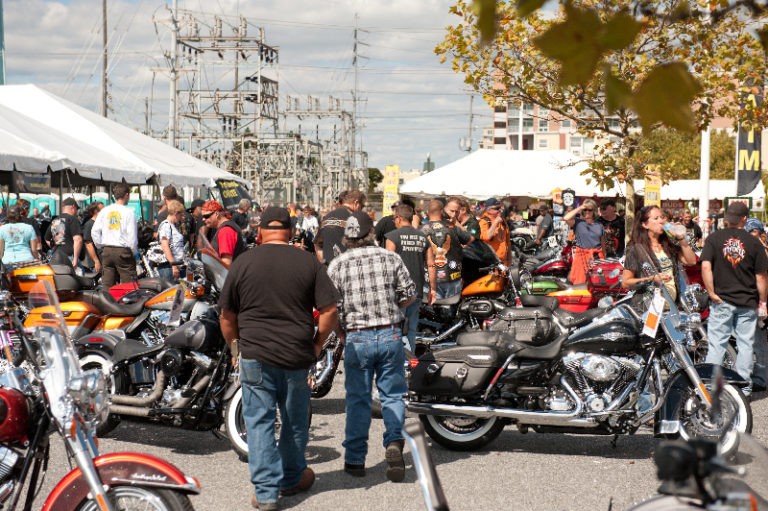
[327,210,416,483]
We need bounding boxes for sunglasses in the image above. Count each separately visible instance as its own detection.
[489,206,502,210]
[202,211,216,219]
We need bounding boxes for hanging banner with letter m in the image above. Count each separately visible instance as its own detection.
[736,91,763,196]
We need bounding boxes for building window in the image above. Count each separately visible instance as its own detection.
[561,119,572,128]
[508,102,520,116]
[523,118,534,132]
[508,118,519,130]
[493,136,507,145]
[539,119,549,132]
[538,107,549,118]
[523,102,534,114]
[538,138,548,148]
[494,120,507,129]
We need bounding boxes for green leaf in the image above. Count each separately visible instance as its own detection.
[515,0,546,17]
[632,63,702,132]
[474,0,497,46]
[605,72,631,113]
[601,12,642,51]
[533,5,604,86]
[757,26,768,57]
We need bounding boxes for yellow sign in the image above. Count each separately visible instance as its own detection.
[645,171,661,208]
[383,165,400,210]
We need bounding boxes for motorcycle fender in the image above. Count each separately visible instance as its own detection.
[656,363,748,430]
[41,452,201,511]
[74,330,125,358]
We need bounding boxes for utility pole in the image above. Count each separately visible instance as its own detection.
[101,0,107,117]
[0,1,7,85]
[168,0,178,147]
[351,14,368,189]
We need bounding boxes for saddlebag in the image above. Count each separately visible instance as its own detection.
[409,346,499,397]
[488,306,557,345]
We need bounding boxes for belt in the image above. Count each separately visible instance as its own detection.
[346,322,400,333]
[103,245,131,250]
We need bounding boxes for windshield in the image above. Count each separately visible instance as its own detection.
[197,234,229,291]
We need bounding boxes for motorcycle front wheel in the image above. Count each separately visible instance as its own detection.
[78,350,121,437]
[77,487,192,511]
[674,383,751,458]
[420,414,504,451]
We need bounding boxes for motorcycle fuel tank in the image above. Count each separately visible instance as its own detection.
[164,318,220,352]
[562,317,638,354]
[462,274,505,297]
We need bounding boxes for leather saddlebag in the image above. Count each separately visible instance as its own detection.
[410,346,499,397]
[488,306,556,345]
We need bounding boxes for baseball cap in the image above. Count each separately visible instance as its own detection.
[485,198,500,208]
[187,199,205,212]
[344,210,374,239]
[724,202,749,225]
[745,217,764,233]
[260,207,291,230]
[62,197,79,208]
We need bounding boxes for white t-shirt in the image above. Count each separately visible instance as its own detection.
[157,220,185,262]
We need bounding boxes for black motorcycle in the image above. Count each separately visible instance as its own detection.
[407,283,751,458]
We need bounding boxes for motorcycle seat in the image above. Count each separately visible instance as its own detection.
[456,330,567,360]
[519,294,559,311]
[79,289,149,316]
[113,337,163,365]
[552,307,603,330]
[434,294,461,306]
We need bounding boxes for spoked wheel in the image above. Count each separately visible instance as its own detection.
[77,487,192,510]
[674,383,751,458]
[420,414,504,451]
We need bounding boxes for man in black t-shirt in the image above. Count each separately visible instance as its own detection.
[219,207,338,509]
[375,201,399,246]
[534,203,554,248]
[231,198,251,231]
[421,199,470,300]
[385,204,436,350]
[702,201,768,394]
[45,197,82,267]
[597,198,625,257]
[681,209,703,249]
[314,189,366,265]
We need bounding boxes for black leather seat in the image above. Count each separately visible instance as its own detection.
[552,307,604,330]
[80,289,149,316]
[456,330,567,360]
[434,293,461,306]
[519,294,559,311]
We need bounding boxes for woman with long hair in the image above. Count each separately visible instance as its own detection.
[622,205,696,303]
[563,198,604,285]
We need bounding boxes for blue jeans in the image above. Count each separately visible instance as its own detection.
[343,326,406,466]
[156,264,185,282]
[240,358,311,505]
[402,300,420,352]
[753,324,767,387]
[706,302,757,382]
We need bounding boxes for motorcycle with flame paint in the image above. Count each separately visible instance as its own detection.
[0,280,200,510]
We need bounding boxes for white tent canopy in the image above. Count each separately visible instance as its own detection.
[400,149,623,199]
[632,179,764,201]
[0,84,248,188]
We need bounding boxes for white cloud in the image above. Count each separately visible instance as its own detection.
[4,0,480,172]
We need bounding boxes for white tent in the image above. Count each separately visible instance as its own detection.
[0,84,248,188]
[400,149,623,199]
[632,179,765,202]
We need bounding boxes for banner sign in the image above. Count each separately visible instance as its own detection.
[383,165,400,210]
[215,179,251,211]
[725,196,752,211]
[12,171,50,194]
[736,91,763,196]
[644,172,661,208]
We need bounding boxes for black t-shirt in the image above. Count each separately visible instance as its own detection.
[701,228,768,308]
[461,216,481,240]
[316,207,351,264]
[82,218,96,269]
[421,220,470,283]
[375,215,397,246]
[598,215,625,257]
[683,221,703,247]
[218,244,338,369]
[45,213,82,257]
[231,211,249,231]
[385,226,428,297]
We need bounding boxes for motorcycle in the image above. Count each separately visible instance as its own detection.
[0,280,200,510]
[539,257,627,312]
[629,372,768,510]
[407,281,751,458]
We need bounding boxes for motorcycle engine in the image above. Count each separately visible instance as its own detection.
[160,348,185,377]
[562,353,642,413]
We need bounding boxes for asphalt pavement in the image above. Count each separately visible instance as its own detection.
[35,373,768,511]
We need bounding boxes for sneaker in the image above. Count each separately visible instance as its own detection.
[385,440,405,482]
[280,467,315,496]
[344,462,365,477]
[251,495,279,511]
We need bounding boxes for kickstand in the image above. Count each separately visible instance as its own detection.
[610,435,619,449]
[212,427,225,440]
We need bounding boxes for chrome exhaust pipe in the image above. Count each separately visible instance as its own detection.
[311,348,335,390]
[111,371,166,406]
[110,404,152,417]
[407,377,598,428]
[415,319,466,345]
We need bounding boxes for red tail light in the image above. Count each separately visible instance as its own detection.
[409,358,420,368]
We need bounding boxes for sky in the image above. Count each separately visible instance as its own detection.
[3,0,486,173]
